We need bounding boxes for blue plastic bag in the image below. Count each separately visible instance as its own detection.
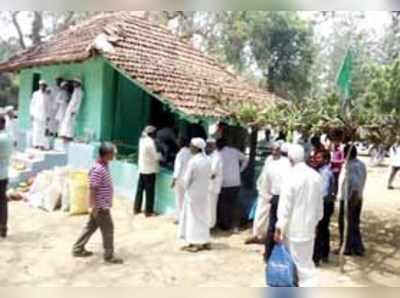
[266,244,298,287]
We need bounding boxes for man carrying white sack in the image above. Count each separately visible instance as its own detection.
[274,144,324,287]
[30,80,50,150]
[245,141,290,246]
[171,136,192,223]
[59,78,83,141]
[206,138,223,229]
[178,138,211,253]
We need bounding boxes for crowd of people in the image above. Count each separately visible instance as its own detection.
[29,77,83,149]
[2,102,400,284]
[247,134,369,286]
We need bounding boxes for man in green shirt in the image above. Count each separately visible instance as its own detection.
[0,115,12,238]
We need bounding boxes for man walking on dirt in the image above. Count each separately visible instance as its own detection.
[72,143,123,264]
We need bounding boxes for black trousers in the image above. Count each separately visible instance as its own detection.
[333,172,340,196]
[73,209,114,260]
[134,173,156,214]
[217,186,241,230]
[313,201,335,263]
[0,179,8,236]
[339,199,365,255]
[264,195,279,262]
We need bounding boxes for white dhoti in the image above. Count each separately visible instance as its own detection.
[32,120,47,148]
[59,113,76,139]
[178,193,210,245]
[252,196,270,238]
[285,239,318,287]
[208,191,219,228]
[174,181,185,220]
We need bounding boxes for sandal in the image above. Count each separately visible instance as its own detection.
[73,249,94,257]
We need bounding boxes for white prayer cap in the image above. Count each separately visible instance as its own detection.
[207,137,216,144]
[288,144,305,164]
[39,80,47,85]
[143,125,156,134]
[4,106,14,112]
[281,143,290,154]
[272,140,284,149]
[72,77,82,84]
[191,137,206,150]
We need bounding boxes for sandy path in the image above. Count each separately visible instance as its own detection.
[1,159,400,286]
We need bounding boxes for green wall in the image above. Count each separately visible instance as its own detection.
[18,57,105,140]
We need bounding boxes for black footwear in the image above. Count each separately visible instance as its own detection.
[105,256,124,264]
[73,249,94,257]
[0,230,7,238]
[322,257,329,264]
[202,243,212,250]
[388,186,395,190]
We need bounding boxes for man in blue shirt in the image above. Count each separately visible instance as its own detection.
[312,150,335,266]
[0,116,12,238]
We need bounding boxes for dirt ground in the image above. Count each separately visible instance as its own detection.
[1,158,400,287]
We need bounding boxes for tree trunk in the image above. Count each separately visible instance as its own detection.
[31,11,44,45]
[10,12,26,49]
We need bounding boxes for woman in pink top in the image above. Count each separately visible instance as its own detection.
[331,144,344,196]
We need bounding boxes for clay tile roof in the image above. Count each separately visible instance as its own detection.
[0,12,284,119]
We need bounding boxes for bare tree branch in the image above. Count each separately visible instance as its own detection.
[10,11,26,49]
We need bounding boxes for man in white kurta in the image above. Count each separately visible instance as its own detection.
[59,79,83,140]
[30,80,50,149]
[54,81,70,134]
[206,138,223,229]
[47,77,65,136]
[246,141,291,245]
[172,137,192,222]
[178,138,211,252]
[134,126,162,216]
[274,144,324,287]
[4,106,17,147]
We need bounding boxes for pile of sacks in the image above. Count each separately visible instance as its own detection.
[26,167,90,215]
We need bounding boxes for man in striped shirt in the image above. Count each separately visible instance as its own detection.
[72,143,123,264]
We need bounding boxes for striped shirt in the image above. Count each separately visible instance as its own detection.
[89,159,113,209]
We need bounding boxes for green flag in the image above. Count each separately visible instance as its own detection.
[336,50,352,99]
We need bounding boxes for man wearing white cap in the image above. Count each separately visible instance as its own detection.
[206,138,223,229]
[47,77,65,136]
[274,144,324,287]
[4,106,17,147]
[171,136,192,223]
[59,78,83,140]
[134,125,161,216]
[30,80,50,149]
[55,81,70,134]
[178,138,211,252]
[245,141,290,247]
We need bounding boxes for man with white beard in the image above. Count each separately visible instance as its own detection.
[274,144,323,287]
[59,78,83,141]
[178,138,211,253]
[30,80,50,150]
[245,141,290,247]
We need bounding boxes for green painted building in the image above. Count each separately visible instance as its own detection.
[0,12,280,215]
